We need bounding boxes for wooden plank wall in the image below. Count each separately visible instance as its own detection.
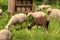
[8,0,34,13]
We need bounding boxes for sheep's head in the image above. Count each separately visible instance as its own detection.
[27,12,33,17]
[27,24,32,29]
[46,8,52,15]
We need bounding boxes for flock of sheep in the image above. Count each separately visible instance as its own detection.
[0,4,60,40]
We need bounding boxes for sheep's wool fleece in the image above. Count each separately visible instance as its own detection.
[0,29,12,40]
[49,9,60,17]
[31,12,46,18]
[10,13,26,23]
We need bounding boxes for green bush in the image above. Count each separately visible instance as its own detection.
[0,0,8,11]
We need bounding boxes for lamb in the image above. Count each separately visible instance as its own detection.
[27,15,49,30]
[0,9,3,15]
[46,8,60,21]
[5,13,27,31]
[27,11,46,19]
[0,29,12,40]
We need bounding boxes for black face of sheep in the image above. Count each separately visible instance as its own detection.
[47,11,51,15]
[28,25,32,29]
[27,22,35,29]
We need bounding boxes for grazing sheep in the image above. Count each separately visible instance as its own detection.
[0,29,12,40]
[46,8,60,21]
[27,11,46,19]
[37,5,46,11]
[0,9,3,15]
[27,16,49,30]
[44,5,51,9]
[35,5,51,11]
[5,13,27,31]
[46,8,52,15]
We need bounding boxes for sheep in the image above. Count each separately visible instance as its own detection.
[46,8,60,21]
[46,8,52,15]
[37,5,46,11]
[0,29,12,40]
[35,5,51,11]
[0,9,3,15]
[27,11,49,29]
[44,5,51,9]
[5,13,27,31]
[27,15,49,30]
[27,11,46,19]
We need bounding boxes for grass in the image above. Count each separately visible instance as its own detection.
[0,10,60,40]
[0,0,60,40]
[0,11,48,40]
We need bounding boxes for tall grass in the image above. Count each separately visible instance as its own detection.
[0,11,60,40]
[48,17,60,40]
[0,0,60,40]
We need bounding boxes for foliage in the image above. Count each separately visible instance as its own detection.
[48,17,60,40]
[0,0,8,11]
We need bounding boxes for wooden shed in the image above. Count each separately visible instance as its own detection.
[8,0,34,14]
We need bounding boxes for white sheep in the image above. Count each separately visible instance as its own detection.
[44,5,51,9]
[47,8,60,21]
[37,5,46,11]
[0,9,3,15]
[0,29,12,40]
[46,8,52,15]
[36,5,51,11]
[27,11,46,18]
[5,13,27,31]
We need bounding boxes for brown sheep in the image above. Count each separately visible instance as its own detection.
[27,16,49,30]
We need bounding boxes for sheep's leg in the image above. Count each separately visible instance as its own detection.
[25,20,27,26]
[42,24,48,34]
[37,25,38,29]
[14,25,16,31]
[20,23,22,29]
[46,21,49,30]
[8,33,12,40]
[42,24,47,30]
